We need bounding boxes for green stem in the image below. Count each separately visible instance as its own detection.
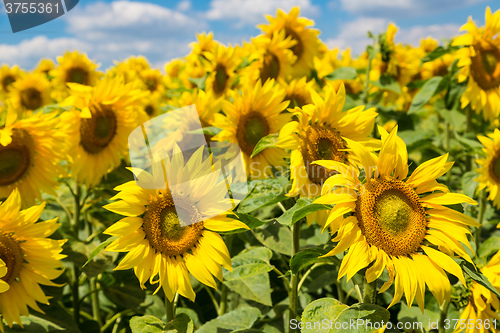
[165,295,175,322]
[205,285,219,313]
[363,279,377,304]
[72,184,81,236]
[289,220,301,332]
[218,285,227,315]
[90,277,102,327]
[100,310,133,333]
[297,262,331,292]
[438,301,450,333]
[72,266,80,325]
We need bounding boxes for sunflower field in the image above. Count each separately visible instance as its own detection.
[1,5,500,333]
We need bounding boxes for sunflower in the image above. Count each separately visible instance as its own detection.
[259,7,320,77]
[138,68,165,95]
[104,145,249,301]
[61,77,146,186]
[33,59,55,78]
[476,128,500,208]
[250,30,297,83]
[0,65,23,96]
[279,77,314,109]
[453,7,500,122]
[189,32,218,59]
[8,73,51,113]
[313,126,479,311]
[177,88,222,128]
[0,110,69,207]
[212,79,291,179]
[203,45,240,97]
[276,83,378,199]
[51,51,102,100]
[453,250,500,333]
[0,189,66,327]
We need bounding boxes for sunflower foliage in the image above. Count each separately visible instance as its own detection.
[1,5,500,333]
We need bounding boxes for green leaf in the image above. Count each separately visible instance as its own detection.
[290,248,340,274]
[251,133,279,157]
[188,76,207,90]
[82,237,116,268]
[324,67,357,81]
[422,45,458,63]
[461,171,479,199]
[103,284,146,311]
[408,76,445,114]
[455,134,483,149]
[227,213,267,230]
[223,247,273,305]
[130,315,166,333]
[253,222,292,255]
[224,247,273,280]
[461,260,500,298]
[237,176,289,214]
[478,236,500,259]
[196,307,260,333]
[436,109,466,131]
[301,299,390,333]
[370,74,401,95]
[276,197,331,226]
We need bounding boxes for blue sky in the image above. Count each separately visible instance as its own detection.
[0,0,495,70]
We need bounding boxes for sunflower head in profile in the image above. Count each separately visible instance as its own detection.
[0,65,23,97]
[61,77,147,186]
[0,189,66,327]
[0,110,69,207]
[203,45,243,97]
[250,30,297,84]
[51,51,102,100]
[452,250,500,332]
[259,7,320,77]
[212,79,291,179]
[104,145,249,301]
[189,32,218,59]
[8,73,51,113]
[313,126,479,312]
[279,77,314,109]
[453,7,500,122]
[34,58,55,78]
[476,129,500,208]
[276,83,378,199]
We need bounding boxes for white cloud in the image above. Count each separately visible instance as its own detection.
[336,0,489,18]
[0,1,207,69]
[326,18,388,54]
[326,18,461,56]
[0,36,90,69]
[177,0,191,11]
[206,0,319,27]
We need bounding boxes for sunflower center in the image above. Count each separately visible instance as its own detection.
[79,104,117,155]
[301,125,346,185]
[356,178,427,256]
[145,105,154,116]
[20,87,43,110]
[214,64,229,95]
[0,233,23,284]
[260,52,280,82]
[489,153,500,183]
[0,129,31,186]
[285,27,304,60]
[142,193,204,256]
[144,78,158,92]
[470,40,500,90]
[237,112,270,156]
[287,93,308,108]
[67,67,89,85]
[1,75,15,91]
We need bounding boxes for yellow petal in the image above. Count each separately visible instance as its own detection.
[422,246,466,285]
